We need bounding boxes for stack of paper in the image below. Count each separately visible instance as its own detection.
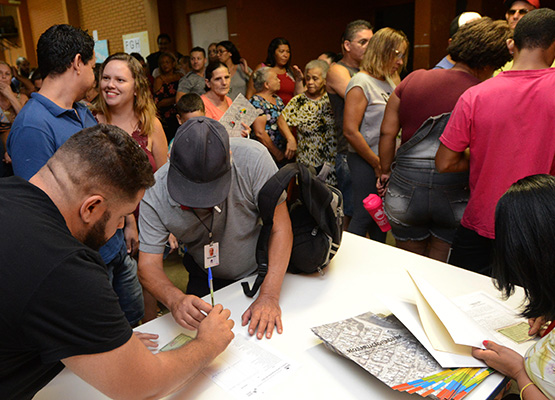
[311,271,536,399]
[392,367,495,399]
[381,271,534,369]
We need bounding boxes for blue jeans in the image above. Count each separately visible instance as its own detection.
[335,153,353,217]
[106,244,144,326]
[346,152,386,243]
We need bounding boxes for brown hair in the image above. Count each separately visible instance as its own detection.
[49,124,155,201]
[94,53,158,137]
[448,18,512,71]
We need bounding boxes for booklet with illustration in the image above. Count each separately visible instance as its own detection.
[219,93,259,137]
[311,272,537,398]
[311,312,494,399]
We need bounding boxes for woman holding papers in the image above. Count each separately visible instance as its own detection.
[473,174,555,400]
[201,62,233,121]
[200,61,250,138]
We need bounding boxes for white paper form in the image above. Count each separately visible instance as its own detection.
[453,292,536,355]
[379,294,486,368]
[202,333,298,399]
[408,271,491,349]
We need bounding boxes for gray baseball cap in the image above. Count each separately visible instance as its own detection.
[168,116,231,208]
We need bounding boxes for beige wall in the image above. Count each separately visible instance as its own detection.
[78,0,150,54]
[4,0,159,67]
[9,0,555,71]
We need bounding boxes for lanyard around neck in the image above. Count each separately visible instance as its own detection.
[189,208,215,241]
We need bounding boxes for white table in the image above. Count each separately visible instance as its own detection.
[37,233,523,399]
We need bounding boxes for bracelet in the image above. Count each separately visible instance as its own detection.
[520,382,535,399]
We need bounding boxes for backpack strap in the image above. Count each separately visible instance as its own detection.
[242,163,300,297]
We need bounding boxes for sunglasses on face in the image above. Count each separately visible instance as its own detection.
[507,9,529,16]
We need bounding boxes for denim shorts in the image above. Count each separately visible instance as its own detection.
[384,166,469,243]
[335,153,353,217]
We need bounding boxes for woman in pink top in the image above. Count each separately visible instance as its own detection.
[201,62,250,137]
[201,62,233,121]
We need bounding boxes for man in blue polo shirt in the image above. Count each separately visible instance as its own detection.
[7,24,144,326]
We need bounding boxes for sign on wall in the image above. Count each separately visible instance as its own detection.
[94,40,109,64]
[122,31,150,59]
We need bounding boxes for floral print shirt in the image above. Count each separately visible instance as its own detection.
[524,330,555,399]
[249,94,286,151]
[281,93,337,185]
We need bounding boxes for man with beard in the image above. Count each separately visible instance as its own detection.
[8,24,145,326]
[0,124,234,399]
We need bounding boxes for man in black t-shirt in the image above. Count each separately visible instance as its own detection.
[0,124,234,399]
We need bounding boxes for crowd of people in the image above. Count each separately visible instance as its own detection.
[0,0,554,399]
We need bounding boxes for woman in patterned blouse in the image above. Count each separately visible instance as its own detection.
[249,67,296,167]
[279,60,337,185]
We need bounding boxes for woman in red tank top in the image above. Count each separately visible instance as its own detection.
[247,38,305,104]
[94,53,168,172]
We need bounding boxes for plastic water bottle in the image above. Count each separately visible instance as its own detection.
[363,194,391,232]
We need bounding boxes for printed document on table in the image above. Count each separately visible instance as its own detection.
[452,291,535,355]
[202,333,298,399]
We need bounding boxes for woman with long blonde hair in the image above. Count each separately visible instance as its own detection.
[95,52,167,171]
[95,52,169,323]
[343,28,408,242]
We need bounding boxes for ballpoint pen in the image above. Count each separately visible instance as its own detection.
[207,267,215,307]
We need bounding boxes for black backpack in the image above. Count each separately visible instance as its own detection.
[242,163,344,297]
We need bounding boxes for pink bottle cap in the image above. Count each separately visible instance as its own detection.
[363,194,382,210]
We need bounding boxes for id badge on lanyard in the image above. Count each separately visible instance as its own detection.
[204,241,220,268]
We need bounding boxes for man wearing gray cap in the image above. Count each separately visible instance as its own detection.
[138,116,293,340]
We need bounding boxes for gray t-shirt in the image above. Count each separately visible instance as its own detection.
[177,71,206,96]
[229,66,251,100]
[345,73,393,154]
[139,138,279,280]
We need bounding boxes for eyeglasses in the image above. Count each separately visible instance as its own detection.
[507,9,529,16]
[394,49,405,60]
[216,49,227,55]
